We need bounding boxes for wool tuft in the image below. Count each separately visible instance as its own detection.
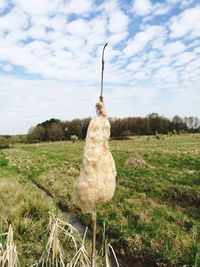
[74,101,116,213]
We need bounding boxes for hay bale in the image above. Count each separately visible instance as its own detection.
[125,157,150,169]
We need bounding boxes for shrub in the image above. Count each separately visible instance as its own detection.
[0,136,9,148]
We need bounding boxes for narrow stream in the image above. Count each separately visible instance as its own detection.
[32,180,86,236]
[32,179,147,267]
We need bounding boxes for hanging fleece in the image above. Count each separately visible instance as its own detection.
[74,101,116,213]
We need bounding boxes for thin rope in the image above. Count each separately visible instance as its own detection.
[100,43,108,102]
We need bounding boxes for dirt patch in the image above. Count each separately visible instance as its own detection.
[125,157,150,169]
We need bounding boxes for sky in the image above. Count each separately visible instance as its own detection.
[0,0,200,134]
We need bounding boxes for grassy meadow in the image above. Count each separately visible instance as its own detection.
[0,134,200,266]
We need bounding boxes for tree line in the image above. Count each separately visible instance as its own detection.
[0,114,199,147]
[25,114,200,143]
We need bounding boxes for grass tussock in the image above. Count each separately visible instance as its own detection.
[125,157,150,169]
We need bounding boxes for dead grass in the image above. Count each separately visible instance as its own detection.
[0,214,120,267]
[125,157,150,168]
[0,225,19,267]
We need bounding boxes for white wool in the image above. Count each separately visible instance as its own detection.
[74,101,116,213]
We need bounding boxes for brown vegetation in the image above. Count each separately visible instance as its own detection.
[125,157,150,169]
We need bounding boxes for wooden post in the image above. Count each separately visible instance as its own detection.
[91,209,97,267]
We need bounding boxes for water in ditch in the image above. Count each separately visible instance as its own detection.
[32,180,86,236]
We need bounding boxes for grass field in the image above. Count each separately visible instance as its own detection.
[0,134,200,266]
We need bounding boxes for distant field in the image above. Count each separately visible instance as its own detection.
[0,134,200,266]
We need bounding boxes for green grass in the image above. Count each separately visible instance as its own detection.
[1,134,200,266]
[0,151,76,266]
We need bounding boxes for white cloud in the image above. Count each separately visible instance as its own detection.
[161,41,186,56]
[188,39,200,49]
[0,0,8,11]
[49,15,67,32]
[25,25,48,41]
[98,0,128,42]
[133,0,153,16]
[108,32,128,45]
[154,66,178,82]
[133,0,172,18]
[179,0,195,8]
[151,37,166,49]
[134,71,146,80]
[59,0,93,15]
[0,76,160,134]
[167,0,181,4]
[153,3,170,15]
[29,14,67,33]
[0,0,199,134]
[14,0,62,16]
[193,47,200,54]
[108,10,129,33]
[1,30,25,47]
[124,25,165,56]
[184,58,200,73]
[127,60,143,72]
[27,40,51,59]
[99,0,119,13]
[0,6,29,33]
[50,35,85,52]
[148,56,173,70]
[0,76,97,134]
[3,64,13,71]
[67,19,90,37]
[173,51,195,66]
[169,5,200,38]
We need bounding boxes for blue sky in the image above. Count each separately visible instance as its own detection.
[0,0,200,134]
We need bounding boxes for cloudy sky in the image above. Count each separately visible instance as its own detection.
[0,0,200,134]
